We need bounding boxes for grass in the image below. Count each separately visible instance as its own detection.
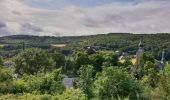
[0,44,5,48]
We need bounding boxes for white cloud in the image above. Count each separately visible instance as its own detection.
[0,0,170,36]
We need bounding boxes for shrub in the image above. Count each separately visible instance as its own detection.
[93,67,142,100]
[54,88,87,100]
[9,79,27,94]
[14,48,55,75]
[0,69,13,82]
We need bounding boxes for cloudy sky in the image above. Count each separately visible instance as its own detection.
[0,0,170,36]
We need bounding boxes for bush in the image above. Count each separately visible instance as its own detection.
[9,79,27,94]
[0,93,52,100]
[93,67,142,99]
[0,57,3,67]
[54,88,87,100]
[0,69,12,82]
[0,69,65,95]
[14,48,55,75]
[0,68,13,94]
[39,69,65,94]
[76,65,95,98]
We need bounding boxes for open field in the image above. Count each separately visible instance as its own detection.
[52,44,66,48]
[0,44,5,48]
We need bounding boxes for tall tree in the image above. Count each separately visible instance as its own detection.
[76,65,94,98]
[0,57,3,68]
[73,52,90,73]
[94,67,141,99]
[89,53,104,72]
[14,48,55,75]
[52,52,65,68]
[141,61,159,87]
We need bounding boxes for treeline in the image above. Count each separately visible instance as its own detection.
[1,33,170,60]
[0,47,170,99]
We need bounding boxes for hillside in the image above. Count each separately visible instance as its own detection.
[0,33,170,60]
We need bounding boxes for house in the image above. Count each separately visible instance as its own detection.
[4,60,14,68]
[63,76,77,87]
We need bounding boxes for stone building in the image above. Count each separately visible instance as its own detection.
[155,49,167,70]
[133,38,144,75]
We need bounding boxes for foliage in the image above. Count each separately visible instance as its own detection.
[52,52,65,68]
[159,64,170,94]
[102,52,118,66]
[14,48,55,75]
[0,68,13,93]
[0,69,65,95]
[76,65,95,98]
[89,52,104,72]
[54,88,87,100]
[141,61,159,87]
[0,33,170,99]
[93,67,141,100]
[0,68,13,82]
[0,57,3,67]
[0,94,52,100]
[38,69,65,94]
[10,79,28,94]
[73,52,90,73]
[0,90,86,100]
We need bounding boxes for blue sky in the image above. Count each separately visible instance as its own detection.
[0,0,170,36]
[25,0,136,9]
[24,0,170,9]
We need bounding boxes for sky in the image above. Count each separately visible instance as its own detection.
[0,0,170,36]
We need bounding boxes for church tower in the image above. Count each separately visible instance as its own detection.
[134,38,144,77]
[160,49,166,70]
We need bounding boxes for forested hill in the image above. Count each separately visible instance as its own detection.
[0,33,169,45]
[0,35,80,44]
[0,33,170,59]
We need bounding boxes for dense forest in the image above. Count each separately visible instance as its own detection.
[0,33,170,100]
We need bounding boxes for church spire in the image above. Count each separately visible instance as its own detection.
[138,38,144,50]
[161,50,165,62]
[160,49,166,70]
[134,38,144,79]
[161,49,165,63]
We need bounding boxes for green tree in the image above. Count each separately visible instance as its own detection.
[159,64,170,95]
[52,52,65,68]
[89,53,104,72]
[39,69,65,94]
[0,68,13,93]
[94,67,141,99]
[76,65,95,98]
[73,52,90,73]
[103,52,118,66]
[0,69,12,82]
[14,48,55,75]
[9,69,65,94]
[141,61,159,87]
[142,53,155,63]
[0,57,3,67]
[89,52,118,72]
[10,79,27,94]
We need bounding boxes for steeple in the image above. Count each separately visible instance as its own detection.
[160,49,166,70]
[138,38,144,50]
[133,38,145,79]
[161,49,165,63]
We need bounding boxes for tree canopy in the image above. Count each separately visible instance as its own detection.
[14,48,55,75]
